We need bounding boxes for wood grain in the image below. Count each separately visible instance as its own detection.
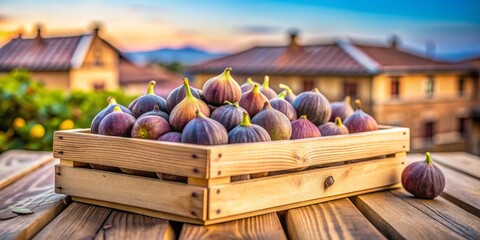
[33,202,111,240]
[179,213,287,240]
[351,191,466,239]
[209,156,404,219]
[286,198,385,240]
[0,159,69,240]
[55,165,207,219]
[94,210,175,240]
[428,152,480,180]
[0,150,53,189]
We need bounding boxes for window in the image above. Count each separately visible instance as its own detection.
[390,77,400,98]
[343,81,357,98]
[93,81,105,91]
[424,121,434,143]
[93,48,103,67]
[303,78,314,91]
[458,77,465,97]
[426,76,434,98]
[458,117,467,137]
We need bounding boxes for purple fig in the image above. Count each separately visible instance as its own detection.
[318,117,349,136]
[158,132,182,142]
[292,88,331,125]
[239,84,269,117]
[129,81,168,117]
[241,77,257,93]
[138,105,169,122]
[330,96,354,122]
[279,83,297,103]
[228,112,271,143]
[166,81,201,112]
[169,78,210,131]
[260,76,277,99]
[252,101,292,140]
[202,67,242,106]
[270,91,297,121]
[181,110,228,145]
[402,152,446,199]
[211,101,246,131]
[343,100,378,133]
[290,115,321,139]
[131,115,170,140]
[91,97,133,134]
[98,106,136,137]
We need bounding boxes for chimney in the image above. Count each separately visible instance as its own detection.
[17,27,23,39]
[389,35,400,49]
[34,24,43,44]
[92,22,102,37]
[425,40,435,58]
[288,28,301,51]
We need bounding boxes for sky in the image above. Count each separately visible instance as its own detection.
[0,0,479,57]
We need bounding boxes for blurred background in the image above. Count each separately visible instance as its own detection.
[0,0,479,154]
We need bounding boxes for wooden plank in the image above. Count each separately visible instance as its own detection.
[208,127,409,178]
[430,152,480,180]
[93,210,175,240]
[179,213,287,240]
[351,191,466,239]
[0,150,53,189]
[209,156,404,219]
[54,130,209,178]
[285,198,385,240]
[32,202,111,240]
[0,159,69,240]
[55,165,207,220]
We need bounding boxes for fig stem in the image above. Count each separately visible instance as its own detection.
[425,152,433,165]
[240,112,251,127]
[113,105,122,112]
[277,91,287,100]
[153,105,160,111]
[335,117,343,126]
[233,102,240,108]
[300,115,308,120]
[345,96,351,104]
[252,84,260,94]
[355,99,362,110]
[107,96,117,105]
[147,81,156,95]
[279,83,293,95]
[246,77,254,84]
[262,101,271,110]
[262,76,270,89]
[313,88,320,94]
[223,67,233,81]
[183,78,194,99]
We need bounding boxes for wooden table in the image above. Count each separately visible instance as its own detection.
[1,150,479,239]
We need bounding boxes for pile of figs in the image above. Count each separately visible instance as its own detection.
[91,68,379,146]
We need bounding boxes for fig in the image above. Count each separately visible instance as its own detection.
[169,78,210,131]
[138,105,169,122]
[241,77,257,93]
[343,100,378,133]
[202,67,242,106]
[260,76,277,99]
[98,106,136,137]
[292,88,331,125]
[166,81,201,112]
[279,83,297,103]
[131,115,170,140]
[181,110,228,145]
[318,117,349,136]
[290,115,321,139]
[158,132,182,142]
[402,152,446,199]
[91,97,132,134]
[129,81,168,117]
[239,84,269,117]
[228,112,271,143]
[211,101,246,131]
[252,101,292,140]
[329,96,354,122]
[270,91,297,121]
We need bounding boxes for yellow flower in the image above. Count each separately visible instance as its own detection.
[30,124,45,138]
[59,119,74,130]
[13,117,26,129]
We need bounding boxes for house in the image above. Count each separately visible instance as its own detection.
[189,32,479,154]
[0,24,179,95]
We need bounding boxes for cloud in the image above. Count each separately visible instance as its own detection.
[236,25,281,34]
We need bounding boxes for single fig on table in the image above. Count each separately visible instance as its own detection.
[252,101,292,140]
[329,96,354,122]
[166,81,201,112]
[129,81,168,117]
[343,99,378,133]
[138,105,169,122]
[270,91,297,121]
[402,152,446,199]
[279,83,297,103]
[181,110,228,145]
[202,67,242,106]
[260,76,277,99]
[228,112,271,143]
[290,115,321,139]
[131,116,170,140]
[292,88,331,125]
[318,117,349,136]
[241,77,257,93]
[169,78,210,131]
[239,84,269,117]
[98,106,136,137]
[91,97,133,134]
[211,101,246,131]
[158,132,182,142]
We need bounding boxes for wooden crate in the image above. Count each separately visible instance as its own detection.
[53,126,409,225]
